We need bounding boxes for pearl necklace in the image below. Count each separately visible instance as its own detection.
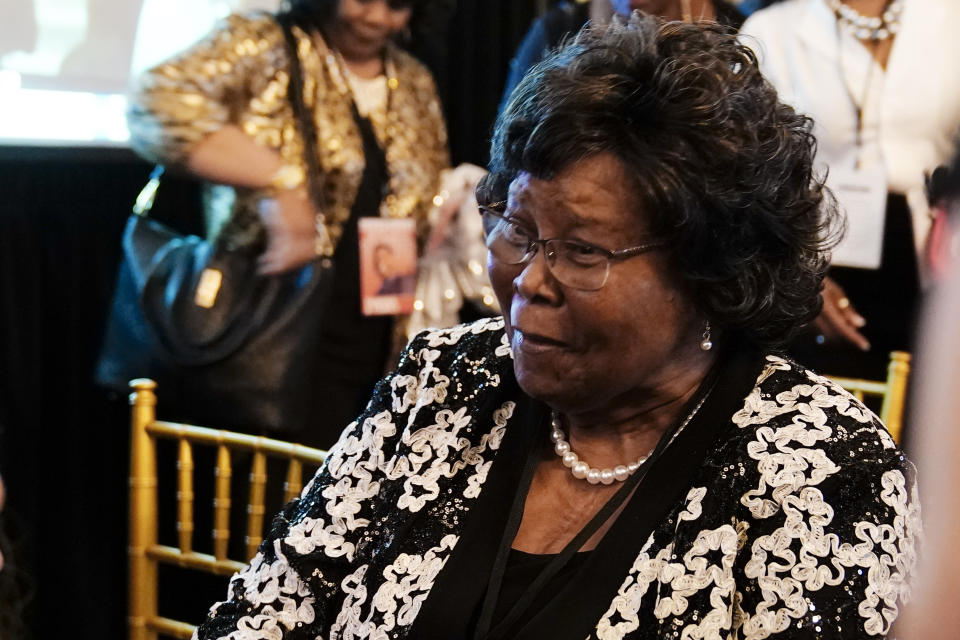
[827,0,904,42]
[550,414,646,485]
[549,392,709,485]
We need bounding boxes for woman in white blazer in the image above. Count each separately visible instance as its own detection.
[741,0,960,379]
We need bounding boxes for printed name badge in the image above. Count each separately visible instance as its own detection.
[359,217,418,316]
[827,166,887,270]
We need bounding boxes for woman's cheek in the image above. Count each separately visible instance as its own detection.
[487,255,516,313]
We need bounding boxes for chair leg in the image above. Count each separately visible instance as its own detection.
[130,379,159,640]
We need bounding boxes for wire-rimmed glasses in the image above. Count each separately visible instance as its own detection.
[479,202,667,291]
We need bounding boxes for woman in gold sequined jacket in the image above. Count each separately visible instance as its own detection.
[127,0,451,448]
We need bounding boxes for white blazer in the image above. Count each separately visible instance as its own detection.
[741,0,960,257]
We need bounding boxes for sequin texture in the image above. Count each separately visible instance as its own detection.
[195,326,919,640]
[128,12,449,254]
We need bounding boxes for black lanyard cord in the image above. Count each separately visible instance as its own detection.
[472,424,543,640]
[473,373,718,640]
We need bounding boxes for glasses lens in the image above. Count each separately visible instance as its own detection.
[481,209,532,264]
[479,209,612,290]
[548,240,610,291]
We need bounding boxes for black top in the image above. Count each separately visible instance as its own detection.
[306,110,394,448]
[492,549,593,635]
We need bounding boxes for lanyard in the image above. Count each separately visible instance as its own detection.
[833,6,890,169]
[472,376,717,640]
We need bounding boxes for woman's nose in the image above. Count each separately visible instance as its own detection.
[513,246,560,302]
[363,1,393,27]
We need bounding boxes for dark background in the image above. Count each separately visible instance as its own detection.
[0,0,539,636]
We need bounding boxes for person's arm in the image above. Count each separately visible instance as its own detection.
[896,258,960,639]
[733,418,919,638]
[186,125,318,274]
[128,16,295,190]
[195,332,437,639]
[128,13,277,168]
[128,14,317,273]
[183,124,285,189]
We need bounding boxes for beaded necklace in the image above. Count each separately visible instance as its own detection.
[827,0,904,41]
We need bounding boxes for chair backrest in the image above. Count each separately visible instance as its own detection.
[128,379,327,640]
[826,351,911,444]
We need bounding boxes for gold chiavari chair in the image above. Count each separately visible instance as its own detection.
[128,379,327,640]
[826,351,911,444]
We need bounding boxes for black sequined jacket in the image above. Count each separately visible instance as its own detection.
[195,317,919,640]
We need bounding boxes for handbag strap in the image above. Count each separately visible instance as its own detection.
[132,165,165,217]
[277,14,335,257]
[277,16,324,210]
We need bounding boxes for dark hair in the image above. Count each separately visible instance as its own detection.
[927,133,960,208]
[281,0,335,27]
[279,0,454,57]
[484,14,840,349]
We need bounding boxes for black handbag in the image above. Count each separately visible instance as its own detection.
[96,17,332,434]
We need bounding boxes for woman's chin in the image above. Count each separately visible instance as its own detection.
[513,364,586,412]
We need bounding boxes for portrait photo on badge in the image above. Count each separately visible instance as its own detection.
[359,217,418,316]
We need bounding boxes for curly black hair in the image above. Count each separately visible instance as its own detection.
[484,13,841,349]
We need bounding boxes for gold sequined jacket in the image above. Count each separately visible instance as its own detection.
[127,12,450,253]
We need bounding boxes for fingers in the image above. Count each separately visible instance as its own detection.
[822,300,871,351]
[815,278,870,351]
[256,253,285,275]
[835,295,866,329]
[256,249,287,275]
[425,189,469,253]
[256,251,311,275]
[258,189,317,237]
[257,192,319,275]
[256,237,315,275]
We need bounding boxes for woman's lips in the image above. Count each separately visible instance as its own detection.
[512,329,568,354]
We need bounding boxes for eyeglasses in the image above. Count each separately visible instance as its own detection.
[479,202,667,291]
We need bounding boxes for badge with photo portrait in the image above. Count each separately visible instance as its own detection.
[359,217,418,316]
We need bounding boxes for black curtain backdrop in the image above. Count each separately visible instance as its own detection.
[0,2,538,637]
[435,0,541,166]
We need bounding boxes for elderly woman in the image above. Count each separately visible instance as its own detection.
[195,15,918,640]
